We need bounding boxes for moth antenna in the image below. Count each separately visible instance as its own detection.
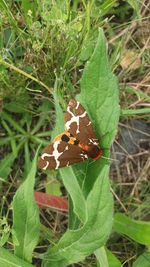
[88,156,119,166]
[101,156,119,162]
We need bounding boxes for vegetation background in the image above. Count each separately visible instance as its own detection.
[0,1,150,267]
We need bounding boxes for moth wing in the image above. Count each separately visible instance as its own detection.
[38,143,56,170]
[64,99,99,146]
[38,140,88,170]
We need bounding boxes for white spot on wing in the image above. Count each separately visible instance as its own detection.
[75,101,80,109]
[41,141,63,169]
[87,121,91,126]
[89,138,98,145]
[43,161,49,170]
[80,153,88,159]
[65,105,87,134]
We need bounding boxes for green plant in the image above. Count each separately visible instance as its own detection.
[0,1,150,266]
[0,99,53,180]
[0,29,120,267]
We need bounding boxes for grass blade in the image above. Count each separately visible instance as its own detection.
[113,213,150,246]
[121,108,150,116]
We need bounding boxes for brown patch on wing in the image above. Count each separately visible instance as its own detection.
[58,142,88,168]
[64,99,99,146]
[38,140,88,170]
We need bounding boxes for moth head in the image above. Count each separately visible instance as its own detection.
[79,144,102,160]
[86,145,102,160]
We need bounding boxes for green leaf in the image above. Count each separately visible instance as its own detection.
[60,166,86,224]
[79,36,97,62]
[0,152,17,180]
[76,28,120,196]
[124,86,150,102]
[113,213,150,246]
[0,141,24,180]
[42,165,113,267]
[51,90,64,141]
[106,248,122,267]
[12,148,40,262]
[46,179,61,196]
[0,137,15,146]
[133,252,150,267]
[126,0,141,18]
[21,0,38,26]
[32,101,52,135]
[0,1,18,31]
[1,111,26,134]
[0,217,10,246]
[24,141,32,176]
[94,247,109,267]
[1,120,17,157]
[0,247,35,267]
[79,28,120,148]
[79,29,101,63]
[5,101,29,113]
[47,5,67,21]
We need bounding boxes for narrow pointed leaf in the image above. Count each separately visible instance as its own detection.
[106,249,122,267]
[133,252,150,267]
[12,148,40,262]
[94,247,109,267]
[0,152,17,180]
[113,213,150,245]
[51,90,64,140]
[60,167,86,223]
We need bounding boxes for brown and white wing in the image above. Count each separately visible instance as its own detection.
[64,99,99,146]
[38,140,88,170]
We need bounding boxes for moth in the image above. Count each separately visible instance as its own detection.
[38,99,102,170]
